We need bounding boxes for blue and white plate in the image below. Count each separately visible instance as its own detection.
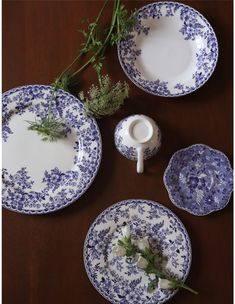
[84,199,192,303]
[118,2,218,97]
[2,85,102,214]
[164,144,233,216]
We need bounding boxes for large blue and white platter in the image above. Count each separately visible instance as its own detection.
[118,2,218,97]
[2,85,102,214]
[84,199,192,303]
[164,144,233,216]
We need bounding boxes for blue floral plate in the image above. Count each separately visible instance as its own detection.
[2,85,102,214]
[164,144,233,216]
[84,199,192,303]
[118,2,218,97]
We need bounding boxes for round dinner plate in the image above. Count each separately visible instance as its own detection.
[84,199,192,304]
[118,2,218,97]
[164,144,233,216]
[2,85,102,214]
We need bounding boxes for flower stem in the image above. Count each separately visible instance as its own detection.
[151,266,198,295]
[71,54,96,78]
[71,0,120,79]
[178,283,199,295]
[118,236,198,295]
[47,86,57,121]
[57,0,109,82]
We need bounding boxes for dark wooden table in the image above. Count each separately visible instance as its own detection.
[3,1,233,303]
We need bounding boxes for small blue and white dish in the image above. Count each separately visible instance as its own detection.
[114,115,161,173]
[118,2,218,97]
[164,144,233,216]
[84,199,192,303]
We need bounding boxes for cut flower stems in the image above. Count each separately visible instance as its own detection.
[28,0,136,140]
[113,226,198,295]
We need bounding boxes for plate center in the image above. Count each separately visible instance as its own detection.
[135,17,196,82]
[179,161,217,193]
[3,111,77,192]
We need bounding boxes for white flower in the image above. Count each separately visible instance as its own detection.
[121,225,130,237]
[112,245,126,257]
[136,254,148,269]
[137,236,149,251]
[158,278,173,290]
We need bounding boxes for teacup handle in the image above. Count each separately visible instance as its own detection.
[137,146,144,174]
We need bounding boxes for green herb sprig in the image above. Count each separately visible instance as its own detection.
[27,82,65,141]
[27,0,136,141]
[116,234,198,295]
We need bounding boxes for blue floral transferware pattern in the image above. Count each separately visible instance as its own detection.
[2,85,102,214]
[84,199,192,303]
[164,144,233,216]
[118,2,218,97]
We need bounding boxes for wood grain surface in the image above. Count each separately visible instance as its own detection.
[2,1,233,303]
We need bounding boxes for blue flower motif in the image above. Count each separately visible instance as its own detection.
[2,123,13,142]
[43,167,64,192]
[125,290,141,302]
[205,196,214,205]
[5,188,25,209]
[187,176,199,189]
[9,167,34,190]
[193,71,205,86]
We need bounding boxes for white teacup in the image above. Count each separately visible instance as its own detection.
[114,114,161,173]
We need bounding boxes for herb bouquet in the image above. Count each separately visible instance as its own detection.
[28,0,136,141]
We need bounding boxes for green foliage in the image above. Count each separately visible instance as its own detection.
[80,22,104,54]
[27,117,65,141]
[110,4,137,45]
[28,0,136,140]
[79,1,136,51]
[147,277,159,293]
[117,234,198,295]
[117,235,136,257]
[140,247,156,264]
[80,75,129,119]
[54,73,71,92]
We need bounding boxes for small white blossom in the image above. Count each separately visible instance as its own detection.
[121,225,130,237]
[112,245,126,257]
[137,236,150,251]
[158,278,173,290]
[136,254,148,269]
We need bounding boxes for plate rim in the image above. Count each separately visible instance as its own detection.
[2,84,102,215]
[163,143,233,216]
[83,198,192,304]
[117,1,219,98]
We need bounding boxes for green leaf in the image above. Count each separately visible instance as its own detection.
[117,235,136,257]
[140,247,156,264]
[147,277,159,293]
